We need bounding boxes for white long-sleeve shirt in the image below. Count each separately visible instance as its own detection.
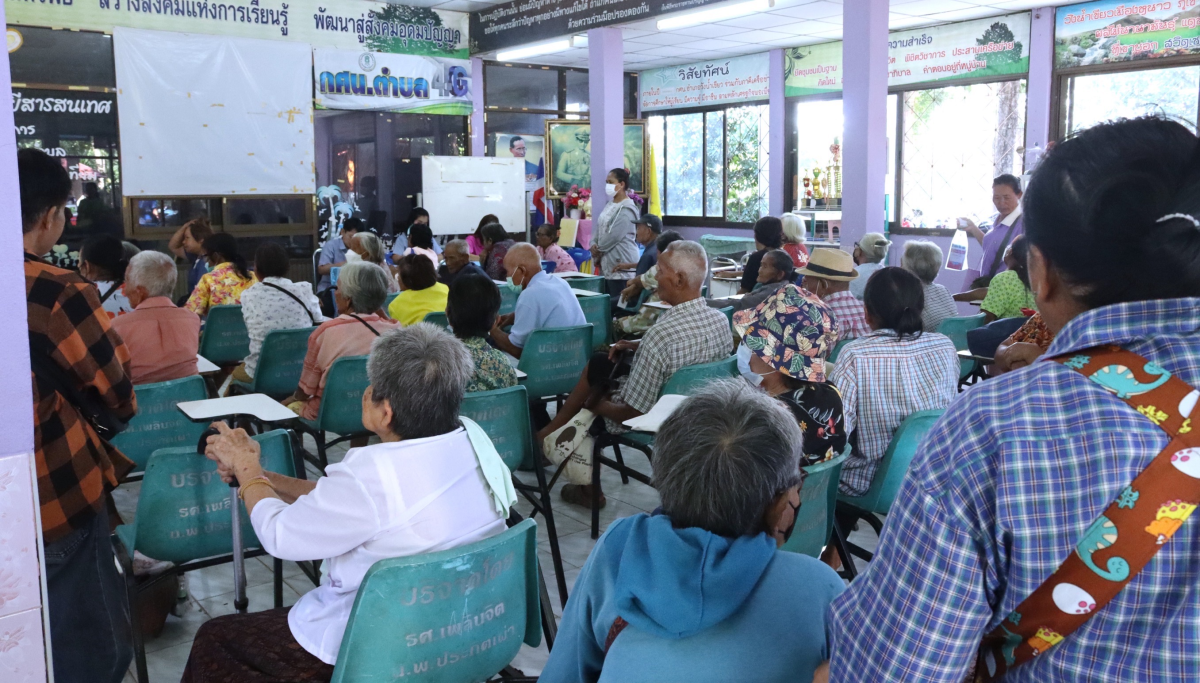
[250,428,507,664]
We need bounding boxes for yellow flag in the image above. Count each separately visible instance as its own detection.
[647,143,662,217]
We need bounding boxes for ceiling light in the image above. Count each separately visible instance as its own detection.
[571,35,588,48]
[497,39,572,62]
[657,0,773,30]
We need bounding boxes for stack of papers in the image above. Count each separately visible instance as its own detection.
[623,394,688,433]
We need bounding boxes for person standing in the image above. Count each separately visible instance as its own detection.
[75,181,107,231]
[21,148,137,683]
[167,217,214,296]
[591,168,641,299]
[957,174,1024,290]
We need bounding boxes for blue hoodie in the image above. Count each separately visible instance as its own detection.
[541,513,844,683]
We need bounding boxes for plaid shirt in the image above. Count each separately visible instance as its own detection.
[828,298,1200,682]
[823,290,870,340]
[27,253,137,542]
[829,330,958,496]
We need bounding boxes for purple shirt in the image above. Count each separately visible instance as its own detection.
[961,211,1023,289]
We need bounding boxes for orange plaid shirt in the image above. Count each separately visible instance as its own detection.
[26,253,137,542]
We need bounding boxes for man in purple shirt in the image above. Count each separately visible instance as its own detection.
[958,174,1024,290]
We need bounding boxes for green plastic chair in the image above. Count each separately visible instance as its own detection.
[515,325,593,401]
[197,304,250,365]
[938,314,987,381]
[117,429,297,683]
[499,283,521,316]
[827,338,852,363]
[111,376,209,476]
[780,450,848,558]
[660,355,739,396]
[296,355,371,471]
[423,310,449,329]
[566,274,605,293]
[329,518,542,682]
[229,327,315,399]
[717,305,735,333]
[835,409,945,574]
[461,386,569,606]
[576,292,612,349]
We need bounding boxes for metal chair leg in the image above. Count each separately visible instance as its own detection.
[590,439,604,539]
[316,431,328,472]
[274,557,284,609]
[116,538,149,683]
[538,562,558,652]
[613,442,630,485]
[831,517,857,581]
[532,451,569,607]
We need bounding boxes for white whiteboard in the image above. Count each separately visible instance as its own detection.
[422,157,525,237]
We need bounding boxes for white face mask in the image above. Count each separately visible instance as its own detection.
[344,250,362,263]
[736,344,772,388]
[605,183,617,199]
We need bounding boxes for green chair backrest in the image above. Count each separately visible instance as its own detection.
[937,314,987,379]
[330,519,542,683]
[781,450,848,558]
[567,275,605,294]
[660,356,738,397]
[126,429,296,563]
[499,283,521,316]
[634,287,652,309]
[516,325,593,401]
[827,338,851,363]
[385,292,399,310]
[576,293,611,349]
[315,356,370,435]
[198,305,250,364]
[717,305,734,332]
[251,327,315,399]
[839,409,944,514]
[423,311,449,329]
[461,386,534,471]
[111,376,210,473]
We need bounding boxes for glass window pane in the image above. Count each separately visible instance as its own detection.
[901,81,1026,230]
[486,111,555,137]
[795,99,843,209]
[486,65,559,110]
[227,198,307,225]
[9,27,114,87]
[705,111,724,217]
[1067,65,1200,135]
[725,105,769,223]
[665,113,703,217]
[136,199,217,229]
[566,70,588,114]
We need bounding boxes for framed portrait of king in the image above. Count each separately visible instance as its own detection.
[544,119,647,199]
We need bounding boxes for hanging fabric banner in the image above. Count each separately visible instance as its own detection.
[640,53,770,112]
[1055,0,1200,67]
[313,48,471,115]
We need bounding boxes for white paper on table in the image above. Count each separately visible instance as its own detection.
[623,394,688,433]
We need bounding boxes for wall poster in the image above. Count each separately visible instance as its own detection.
[314,48,472,115]
[1055,0,1200,67]
[640,53,770,112]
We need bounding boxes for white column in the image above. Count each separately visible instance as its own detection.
[470,56,486,156]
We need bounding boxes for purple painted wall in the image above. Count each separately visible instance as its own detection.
[768,49,786,216]
[840,0,889,251]
[588,27,625,218]
[1024,8,1055,169]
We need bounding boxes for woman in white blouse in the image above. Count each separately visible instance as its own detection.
[182,324,512,682]
[234,242,325,382]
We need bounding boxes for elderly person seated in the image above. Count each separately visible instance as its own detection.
[781,212,811,268]
[184,323,513,682]
[447,271,518,393]
[731,249,795,313]
[348,232,399,292]
[615,231,685,339]
[798,249,870,340]
[901,240,958,332]
[540,380,844,683]
[609,214,662,277]
[848,233,891,300]
[234,243,324,383]
[739,216,784,294]
[538,241,733,509]
[535,224,579,273]
[386,253,449,326]
[283,263,400,420]
[490,243,586,359]
[734,285,846,463]
[438,238,486,286]
[479,222,516,281]
[112,250,201,385]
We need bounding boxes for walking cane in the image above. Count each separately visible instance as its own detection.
[198,424,249,614]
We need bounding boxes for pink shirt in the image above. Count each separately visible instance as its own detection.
[296,314,401,420]
[110,297,201,385]
[538,243,578,273]
[466,234,486,256]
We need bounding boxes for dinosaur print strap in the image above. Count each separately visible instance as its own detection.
[974,346,1200,682]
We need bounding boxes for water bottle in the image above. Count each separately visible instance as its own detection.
[946,219,970,271]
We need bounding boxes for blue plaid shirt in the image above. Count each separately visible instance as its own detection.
[828,297,1200,682]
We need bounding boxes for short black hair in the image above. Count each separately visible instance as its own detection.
[407,207,430,226]
[18,148,71,234]
[863,266,925,340]
[609,167,630,190]
[397,253,438,290]
[342,217,364,233]
[254,242,290,279]
[762,249,795,280]
[1008,235,1031,289]
[80,235,128,282]
[753,216,784,249]
[446,271,501,339]
[993,174,1023,195]
[656,230,684,253]
[409,223,434,250]
[480,222,510,245]
[509,136,523,149]
[1024,116,1200,308]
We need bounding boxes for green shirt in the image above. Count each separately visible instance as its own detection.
[462,336,518,394]
[980,270,1037,320]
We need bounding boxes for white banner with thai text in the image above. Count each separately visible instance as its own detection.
[640,53,769,111]
[313,48,471,115]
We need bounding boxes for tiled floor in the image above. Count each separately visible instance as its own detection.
[118,431,879,682]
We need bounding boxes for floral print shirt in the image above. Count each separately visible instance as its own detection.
[462,336,518,394]
[185,262,255,317]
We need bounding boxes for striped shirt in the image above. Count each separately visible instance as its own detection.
[828,298,1200,681]
[922,282,959,333]
[829,330,958,496]
[823,290,870,340]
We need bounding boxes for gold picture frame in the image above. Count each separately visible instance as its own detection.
[544,119,647,199]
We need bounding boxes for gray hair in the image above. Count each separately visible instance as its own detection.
[445,239,468,256]
[901,240,944,285]
[653,379,803,537]
[663,240,708,288]
[126,250,177,299]
[781,213,807,245]
[355,232,385,264]
[338,262,391,313]
[368,323,473,439]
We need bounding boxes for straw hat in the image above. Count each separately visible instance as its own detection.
[733,285,840,383]
[796,248,858,282]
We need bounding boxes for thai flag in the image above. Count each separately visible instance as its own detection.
[532,157,552,228]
